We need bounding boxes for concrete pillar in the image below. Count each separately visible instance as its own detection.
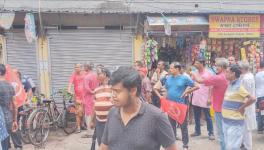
[38,37,50,97]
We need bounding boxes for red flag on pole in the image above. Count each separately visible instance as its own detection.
[160,98,188,125]
[5,64,27,108]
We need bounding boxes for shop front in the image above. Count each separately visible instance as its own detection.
[142,14,264,74]
[143,15,209,71]
[208,14,262,73]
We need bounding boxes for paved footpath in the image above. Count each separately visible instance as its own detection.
[12,125,264,150]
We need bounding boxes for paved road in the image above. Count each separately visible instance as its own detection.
[15,125,264,150]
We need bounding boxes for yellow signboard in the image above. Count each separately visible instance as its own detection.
[209,15,260,38]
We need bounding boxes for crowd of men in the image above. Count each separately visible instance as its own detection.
[0,56,264,150]
[65,57,264,150]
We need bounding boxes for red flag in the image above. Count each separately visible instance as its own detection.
[5,64,27,107]
[160,98,188,125]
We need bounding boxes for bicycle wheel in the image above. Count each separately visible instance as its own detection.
[19,113,30,144]
[63,105,77,134]
[28,109,50,146]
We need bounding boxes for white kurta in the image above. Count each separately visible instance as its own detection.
[241,73,257,130]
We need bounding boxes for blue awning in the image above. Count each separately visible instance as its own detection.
[147,16,209,26]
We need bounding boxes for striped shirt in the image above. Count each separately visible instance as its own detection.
[222,79,249,125]
[94,85,113,122]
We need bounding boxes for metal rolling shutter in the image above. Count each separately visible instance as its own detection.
[48,29,133,91]
[5,30,38,86]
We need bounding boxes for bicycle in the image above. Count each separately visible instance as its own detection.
[27,90,77,146]
[18,94,45,144]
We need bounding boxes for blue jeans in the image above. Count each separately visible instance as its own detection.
[193,105,214,135]
[1,121,22,150]
[215,112,226,150]
[95,120,106,145]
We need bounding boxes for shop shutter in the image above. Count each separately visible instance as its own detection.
[48,29,133,91]
[5,30,39,87]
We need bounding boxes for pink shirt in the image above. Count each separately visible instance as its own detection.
[83,71,98,115]
[69,73,85,102]
[204,72,228,112]
[192,69,212,108]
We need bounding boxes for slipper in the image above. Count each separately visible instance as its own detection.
[76,128,81,134]
[81,134,93,138]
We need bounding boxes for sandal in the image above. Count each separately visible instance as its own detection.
[76,128,81,134]
[81,134,93,138]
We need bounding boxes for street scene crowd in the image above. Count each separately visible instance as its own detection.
[0,56,264,150]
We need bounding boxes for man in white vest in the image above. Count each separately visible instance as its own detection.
[238,61,257,150]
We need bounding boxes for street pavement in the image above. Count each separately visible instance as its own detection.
[15,125,264,150]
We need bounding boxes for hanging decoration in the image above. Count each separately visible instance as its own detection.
[191,45,199,62]
[162,14,171,36]
[0,13,15,30]
[24,13,37,43]
[198,39,207,59]
[144,37,159,69]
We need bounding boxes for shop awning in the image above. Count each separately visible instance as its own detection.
[147,16,209,26]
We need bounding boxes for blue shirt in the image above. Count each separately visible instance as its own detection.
[165,75,194,104]
[22,75,35,92]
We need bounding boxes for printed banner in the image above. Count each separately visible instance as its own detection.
[209,15,260,38]
[160,98,188,124]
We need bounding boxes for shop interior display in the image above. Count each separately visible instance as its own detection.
[142,34,264,73]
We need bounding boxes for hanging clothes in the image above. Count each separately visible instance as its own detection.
[145,38,159,69]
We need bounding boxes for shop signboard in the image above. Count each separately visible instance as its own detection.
[147,16,208,26]
[209,15,260,38]
[261,15,264,34]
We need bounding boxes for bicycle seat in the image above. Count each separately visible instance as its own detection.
[42,100,52,104]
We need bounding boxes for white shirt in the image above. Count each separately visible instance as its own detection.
[151,70,168,84]
[255,70,264,98]
[241,73,257,130]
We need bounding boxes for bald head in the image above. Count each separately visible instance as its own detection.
[74,63,82,73]
[228,56,236,66]
[13,69,21,80]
